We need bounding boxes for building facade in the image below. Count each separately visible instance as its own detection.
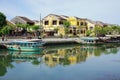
[42,14,68,36]
[42,14,109,37]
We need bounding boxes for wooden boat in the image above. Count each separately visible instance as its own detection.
[6,39,45,51]
[77,37,104,45]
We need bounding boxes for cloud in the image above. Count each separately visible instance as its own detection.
[0,3,22,19]
[0,0,120,25]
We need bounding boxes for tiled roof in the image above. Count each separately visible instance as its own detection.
[86,19,96,24]
[95,21,106,26]
[43,14,68,20]
[18,16,34,23]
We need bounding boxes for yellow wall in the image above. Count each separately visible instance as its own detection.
[67,17,78,27]
[58,27,65,36]
[86,21,95,31]
[42,14,68,36]
[43,15,61,31]
[42,14,97,37]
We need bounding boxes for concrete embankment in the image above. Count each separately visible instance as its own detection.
[43,38,78,46]
[0,38,79,49]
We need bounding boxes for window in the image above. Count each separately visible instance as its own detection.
[85,22,87,26]
[52,20,57,25]
[70,30,72,33]
[80,22,83,26]
[90,26,93,30]
[59,21,63,25]
[77,22,79,26]
[83,30,85,33]
[44,21,49,25]
[81,30,83,34]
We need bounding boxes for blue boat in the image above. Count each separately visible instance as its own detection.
[78,37,104,45]
[6,39,45,51]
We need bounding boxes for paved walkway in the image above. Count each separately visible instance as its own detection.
[0,38,79,44]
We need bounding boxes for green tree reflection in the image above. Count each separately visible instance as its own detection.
[0,55,13,76]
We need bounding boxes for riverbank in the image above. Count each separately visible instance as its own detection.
[0,36,120,49]
[0,38,79,48]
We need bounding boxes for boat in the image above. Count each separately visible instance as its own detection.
[77,37,104,45]
[6,39,45,51]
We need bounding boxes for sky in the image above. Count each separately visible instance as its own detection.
[0,0,120,25]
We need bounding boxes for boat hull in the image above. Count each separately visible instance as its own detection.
[7,46,43,51]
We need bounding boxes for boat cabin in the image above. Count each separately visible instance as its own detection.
[80,37,103,44]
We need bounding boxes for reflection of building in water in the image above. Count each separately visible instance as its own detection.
[43,46,90,67]
[42,44,118,67]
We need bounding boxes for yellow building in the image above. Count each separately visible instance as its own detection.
[42,14,68,36]
[67,17,88,37]
[42,14,98,37]
[86,19,96,31]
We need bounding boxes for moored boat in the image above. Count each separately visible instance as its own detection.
[6,39,45,51]
[77,37,104,45]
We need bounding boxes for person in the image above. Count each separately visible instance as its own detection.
[2,35,4,41]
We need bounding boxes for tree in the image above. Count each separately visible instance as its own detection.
[16,23,29,35]
[0,25,12,35]
[63,20,70,28]
[63,21,70,36]
[111,25,120,35]
[0,12,6,29]
[86,30,92,36]
[31,25,39,31]
[94,26,108,37]
[16,23,29,29]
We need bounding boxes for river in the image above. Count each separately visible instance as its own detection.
[0,44,120,80]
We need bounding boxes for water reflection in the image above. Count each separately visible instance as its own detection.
[0,44,120,77]
[0,50,13,76]
[43,44,120,67]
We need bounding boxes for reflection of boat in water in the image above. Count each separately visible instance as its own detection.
[6,39,45,51]
[9,49,43,61]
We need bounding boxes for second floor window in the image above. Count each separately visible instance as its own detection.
[80,22,84,26]
[52,20,57,25]
[77,22,79,26]
[90,26,93,30]
[44,21,49,25]
[59,21,63,25]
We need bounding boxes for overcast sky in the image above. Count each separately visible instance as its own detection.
[0,0,120,25]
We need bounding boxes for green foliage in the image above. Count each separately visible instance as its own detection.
[0,12,7,29]
[16,23,29,29]
[64,27,69,34]
[0,25,12,35]
[86,30,92,36]
[111,25,120,34]
[31,25,39,30]
[94,26,108,36]
[94,25,120,36]
[62,21,70,35]
[63,20,70,28]
[32,59,40,65]
[0,55,13,76]
[0,66,7,76]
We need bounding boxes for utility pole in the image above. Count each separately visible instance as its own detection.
[39,13,42,37]
[40,13,41,27]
